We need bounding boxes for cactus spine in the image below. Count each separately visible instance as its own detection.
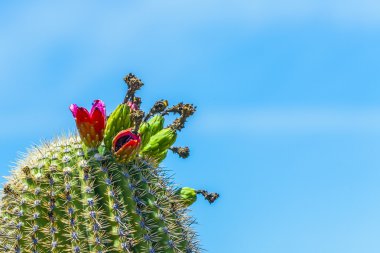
[0,74,218,253]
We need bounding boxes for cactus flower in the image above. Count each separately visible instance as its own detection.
[112,128,141,161]
[70,99,106,148]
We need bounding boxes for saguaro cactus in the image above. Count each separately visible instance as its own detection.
[0,74,219,253]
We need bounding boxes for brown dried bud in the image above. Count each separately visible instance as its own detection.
[124,73,144,102]
[170,146,190,159]
[131,109,145,133]
[144,99,169,121]
[196,190,220,204]
[166,103,197,131]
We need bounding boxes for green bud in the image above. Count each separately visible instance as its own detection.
[141,128,177,157]
[103,103,131,150]
[176,187,197,207]
[138,122,152,149]
[155,150,168,164]
[148,114,165,136]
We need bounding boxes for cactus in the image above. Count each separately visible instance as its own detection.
[0,73,219,253]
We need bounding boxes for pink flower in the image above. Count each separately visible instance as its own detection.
[70,100,106,148]
[127,101,139,111]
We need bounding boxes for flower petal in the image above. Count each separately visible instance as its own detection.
[91,107,106,133]
[127,101,139,111]
[90,99,106,116]
[69,104,79,117]
[76,107,91,122]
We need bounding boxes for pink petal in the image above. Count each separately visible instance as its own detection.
[127,101,139,111]
[69,104,79,117]
[90,99,106,117]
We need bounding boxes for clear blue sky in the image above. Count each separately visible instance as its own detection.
[1,1,380,252]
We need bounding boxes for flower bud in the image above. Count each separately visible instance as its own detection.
[147,115,165,136]
[104,104,132,150]
[112,129,141,162]
[155,150,168,164]
[141,128,177,158]
[138,122,152,149]
[176,187,197,207]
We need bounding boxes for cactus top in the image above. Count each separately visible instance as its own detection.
[0,73,219,253]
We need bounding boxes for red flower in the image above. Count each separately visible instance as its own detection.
[112,129,141,161]
[70,100,106,148]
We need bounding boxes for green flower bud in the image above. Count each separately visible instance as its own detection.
[141,128,177,157]
[155,150,168,164]
[138,122,152,149]
[176,187,197,207]
[103,103,131,150]
[148,114,165,136]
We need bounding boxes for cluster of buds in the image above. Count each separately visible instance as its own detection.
[69,75,197,162]
[69,73,219,206]
[69,74,145,161]
[70,99,141,161]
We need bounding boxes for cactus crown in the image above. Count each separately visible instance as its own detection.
[0,74,219,253]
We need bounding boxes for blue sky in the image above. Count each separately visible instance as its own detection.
[1,1,380,252]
